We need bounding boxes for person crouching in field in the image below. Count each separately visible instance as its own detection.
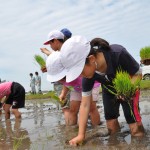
[0,82,25,120]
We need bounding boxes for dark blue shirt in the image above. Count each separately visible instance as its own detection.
[82,44,140,95]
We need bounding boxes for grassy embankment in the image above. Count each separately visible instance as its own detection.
[26,80,150,100]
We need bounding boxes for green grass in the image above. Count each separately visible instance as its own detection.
[26,91,64,105]
[26,92,51,100]
[140,80,150,89]
[140,46,150,60]
[26,81,150,100]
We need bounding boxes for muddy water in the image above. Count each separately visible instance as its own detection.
[0,90,150,150]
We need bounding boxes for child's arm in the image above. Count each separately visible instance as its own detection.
[0,96,7,110]
[40,48,52,56]
[59,85,69,102]
[0,96,7,103]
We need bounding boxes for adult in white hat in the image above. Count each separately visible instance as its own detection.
[48,36,144,146]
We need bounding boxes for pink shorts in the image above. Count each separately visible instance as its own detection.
[70,86,100,102]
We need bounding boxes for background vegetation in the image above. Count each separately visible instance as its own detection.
[140,46,150,60]
[26,80,150,100]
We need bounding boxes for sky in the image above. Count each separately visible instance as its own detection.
[0,0,150,92]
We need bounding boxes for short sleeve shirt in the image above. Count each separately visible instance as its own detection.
[82,44,140,96]
[35,76,41,85]
[0,82,12,98]
[62,76,100,92]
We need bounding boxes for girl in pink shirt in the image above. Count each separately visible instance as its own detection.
[0,82,25,119]
[59,76,101,126]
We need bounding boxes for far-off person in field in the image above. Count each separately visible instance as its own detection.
[29,73,36,94]
[35,72,42,94]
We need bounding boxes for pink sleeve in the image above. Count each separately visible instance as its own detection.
[93,81,101,88]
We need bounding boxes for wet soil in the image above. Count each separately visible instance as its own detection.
[0,90,150,150]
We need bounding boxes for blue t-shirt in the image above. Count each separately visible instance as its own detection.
[82,44,140,96]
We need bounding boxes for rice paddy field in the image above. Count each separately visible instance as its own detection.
[0,88,150,150]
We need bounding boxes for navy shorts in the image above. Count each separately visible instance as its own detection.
[102,91,141,124]
[6,82,25,109]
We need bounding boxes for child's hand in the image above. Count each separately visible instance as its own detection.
[41,67,47,73]
[59,94,66,102]
[117,95,125,101]
[69,135,84,146]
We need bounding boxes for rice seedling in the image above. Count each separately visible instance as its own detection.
[105,70,141,121]
[13,134,26,150]
[140,46,150,60]
[49,91,65,106]
[34,54,46,69]
[105,70,141,102]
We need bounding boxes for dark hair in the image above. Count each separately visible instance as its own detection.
[85,38,110,64]
[35,72,38,75]
[30,73,33,76]
[50,39,54,43]
[50,39,64,43]
[57,39,64,43]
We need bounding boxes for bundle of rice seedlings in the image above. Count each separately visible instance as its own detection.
[140,46,150,60]
[34,54,46,69]
[106,70,141,102]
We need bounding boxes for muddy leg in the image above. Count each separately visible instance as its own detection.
[129,122,145,137]
[3,104,11,120]
[106,119,120,134]
[89,101,100,126]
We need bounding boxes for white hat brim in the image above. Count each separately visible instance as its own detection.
[47,68,67,82]
[66,59,85,83]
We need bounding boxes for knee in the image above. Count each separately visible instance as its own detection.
[11,109,21,119]
[89,102,97,113]
[69,107,78,115]
[69,102,80,114]
[5,110,10,115]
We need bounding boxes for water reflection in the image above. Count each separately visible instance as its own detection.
[0,91,150,149]
[32,102,45,126]
[0,119,30,150]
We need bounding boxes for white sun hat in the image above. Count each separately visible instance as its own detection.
[60,35,91,82]
[44,30,64,45]
[46,51,67,82]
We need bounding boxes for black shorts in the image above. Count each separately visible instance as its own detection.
[102,91,140,124]
[6,82,25,109]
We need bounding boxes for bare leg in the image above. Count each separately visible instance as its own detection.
[0,110,2,121]
[3,104,11,120]
[62,108,70,125]
[11,109,21,119]
[63,101,80,126]
[89,101,100,125]
[106,119,120,134]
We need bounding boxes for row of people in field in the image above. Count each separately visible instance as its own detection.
[0,28,145,147]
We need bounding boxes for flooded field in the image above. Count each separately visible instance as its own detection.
[0,90,150,150]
